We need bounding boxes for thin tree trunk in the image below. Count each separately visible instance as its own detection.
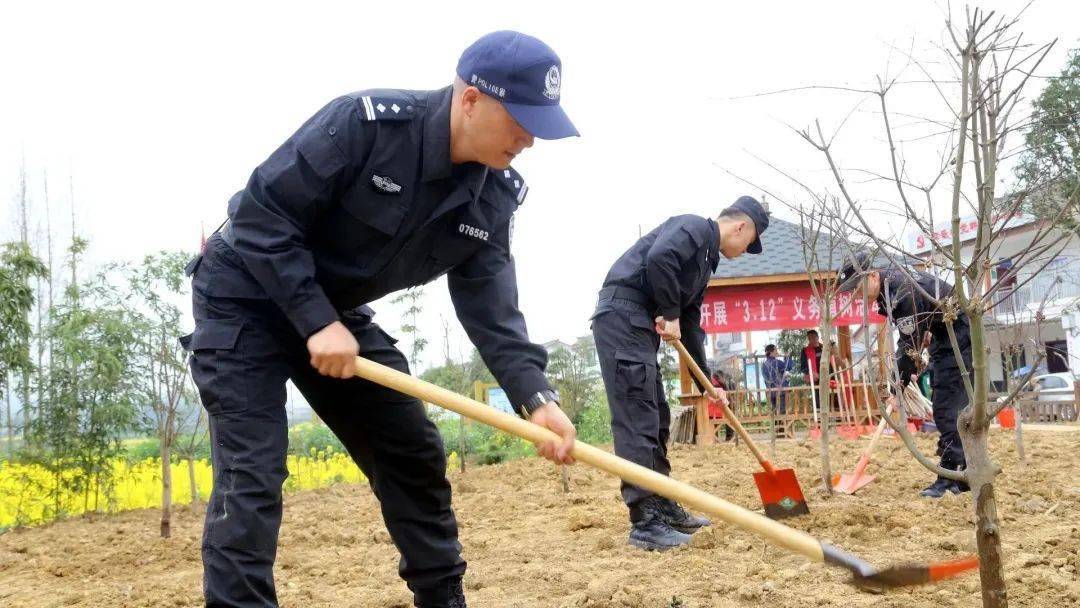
[960,419,1008,606]
[188,457,199,504]
[816,374,833,493]
[161,438,172,538]
[1012,403,1025,464]
[19,372,30,448]
[18,160,34,444]
[814,336,834,494]
[5,386,13,456]
[458,414,466,473]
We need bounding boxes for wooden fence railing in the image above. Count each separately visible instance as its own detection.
[680,383,1080,445]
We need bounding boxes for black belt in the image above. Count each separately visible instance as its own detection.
[598,285,651,307]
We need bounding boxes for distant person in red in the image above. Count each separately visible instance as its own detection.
[800,330,824,383]
[710,371,736,442]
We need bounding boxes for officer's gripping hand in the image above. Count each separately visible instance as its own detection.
[528,402,576,465]
[307,321,360,379]
[654,317,681,341]
[709,388,730,408]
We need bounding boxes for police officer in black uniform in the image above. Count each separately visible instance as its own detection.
[181,31,579,608]
[591,197,769,550]
[838,250,972,498]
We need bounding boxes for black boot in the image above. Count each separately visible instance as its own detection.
[920,477,953,498]
[655,497,710,534]
[628,497,693,551]
[412,576,466,608]
[949,463,970,494]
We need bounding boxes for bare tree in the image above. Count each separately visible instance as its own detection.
[795,198,869,494]
[777,9,1071,607]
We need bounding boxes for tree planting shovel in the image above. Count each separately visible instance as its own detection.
[669,340,809,519]
[352,356,978,589]
[832,403,894,494]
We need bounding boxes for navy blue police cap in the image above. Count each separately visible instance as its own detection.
[457,31,579,140]
[727,195,770,254]
[837,249,884,292]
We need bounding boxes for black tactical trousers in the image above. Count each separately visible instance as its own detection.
[930,367,969,472]
[183,245,463,608]
[591,298,669,509]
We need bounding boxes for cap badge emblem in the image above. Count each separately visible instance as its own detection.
[543,65,561,100]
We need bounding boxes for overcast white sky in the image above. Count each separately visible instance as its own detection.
[2,1,1077,377]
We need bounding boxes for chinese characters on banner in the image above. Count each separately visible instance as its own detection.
[700,282,886,333]
[907,212,1035,254]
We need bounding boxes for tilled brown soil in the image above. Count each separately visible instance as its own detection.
[1,428,1078,607]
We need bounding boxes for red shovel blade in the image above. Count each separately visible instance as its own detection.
[832,470,876,494]
[754,468,810,519]
[832,454,875,495]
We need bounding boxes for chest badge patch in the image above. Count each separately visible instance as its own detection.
[371,174,402,194]
[896,315,916,336]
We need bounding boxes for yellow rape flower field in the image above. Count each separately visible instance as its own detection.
[0,447,421,529]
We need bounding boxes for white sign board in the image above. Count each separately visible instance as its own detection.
[906,213,1036,254]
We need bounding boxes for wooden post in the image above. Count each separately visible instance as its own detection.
[695,395,714,446]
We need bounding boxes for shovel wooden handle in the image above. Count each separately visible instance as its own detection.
[861,365,875,427]
[352,356,824,562]
[862,404,894,458]
[667,340,774,472]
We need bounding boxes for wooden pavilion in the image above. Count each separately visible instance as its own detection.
[677,217,891,445]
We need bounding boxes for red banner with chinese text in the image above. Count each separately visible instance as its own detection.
[700,283,886,333]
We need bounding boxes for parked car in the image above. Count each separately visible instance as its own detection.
[997,372,1079,423]
[1025,373,1078,422]
[1026,372,1076,402]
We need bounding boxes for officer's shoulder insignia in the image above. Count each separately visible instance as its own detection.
[896,315,916,336]
[357,95,415,122]
[494,166,529,206]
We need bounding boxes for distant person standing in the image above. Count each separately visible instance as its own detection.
[591,196,769,551]
[762,344,786,414]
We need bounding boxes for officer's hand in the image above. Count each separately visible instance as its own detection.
[654,317,681,341]
[709,387,730,408]
[886,394,898,410]
[529,402,576,465]
[307,321,360,379]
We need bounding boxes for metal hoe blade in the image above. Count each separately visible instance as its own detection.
[822,544,980,589]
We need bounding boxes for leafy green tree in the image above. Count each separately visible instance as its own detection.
[118,250,193,537]
[421,348,495,397]
[26,240,139,519]
[1016,48,1079,232]
[390,287,428,370]
[777,329,807,358]
[0,242,48,456]
[657,341,680,406]
[547,336,600,423]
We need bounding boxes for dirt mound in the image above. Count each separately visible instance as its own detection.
[1,429,1078,607]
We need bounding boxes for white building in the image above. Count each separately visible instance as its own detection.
[910,214,1080,389]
